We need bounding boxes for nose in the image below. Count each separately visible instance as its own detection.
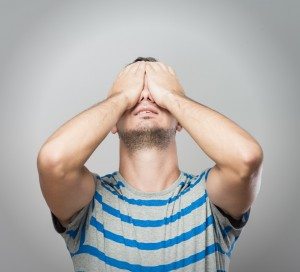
[138,74,155,103]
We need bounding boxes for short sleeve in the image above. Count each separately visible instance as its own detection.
[50,172,97,253]
[51,202,91,235]
[203,167,251,256]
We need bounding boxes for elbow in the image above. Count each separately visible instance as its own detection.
[241,143,264,178]
[37,144,66,176]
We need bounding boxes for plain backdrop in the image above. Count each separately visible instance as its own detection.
[0,0,299,271]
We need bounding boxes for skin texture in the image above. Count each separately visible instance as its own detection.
[117,126,177,153]
[110,62,183,155]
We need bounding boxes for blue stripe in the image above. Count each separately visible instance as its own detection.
[94,190,207,227]
[116,181,125,188]
[66,229,78,239]
[226,235,240,258]
[96,170,207,207]
[219,209,250,239]
[79,214,87,246]
[102,171,195,186]
[89,214,215,250]
[71,242,224,271]
[211,233,239,259]
[220,225,232,239]
[183,172,195,180]
[65,196,96,240]
[243,209,250,222]
[204,167,213,182]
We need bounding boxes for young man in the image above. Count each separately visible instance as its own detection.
[37,57,263,271]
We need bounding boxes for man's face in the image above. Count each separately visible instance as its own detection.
[111,74,182,152]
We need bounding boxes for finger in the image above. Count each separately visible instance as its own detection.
[157,62,168,71]
[145,62,155,73]
[149,62,161,71]
[167,66,176,76]
[136,61,146,74]
[127,61,141,73]
[117,65,131,78]
[121,61,139,76]
[129,61,140,74]
[116,69,124,78]
[116,64,129,77]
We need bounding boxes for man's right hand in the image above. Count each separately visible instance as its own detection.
[107,61,146,110]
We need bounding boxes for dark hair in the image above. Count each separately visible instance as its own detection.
[125,56,158,67]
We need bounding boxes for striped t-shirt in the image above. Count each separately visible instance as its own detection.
[51,167,251,271]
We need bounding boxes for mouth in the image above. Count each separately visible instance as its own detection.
[133,104,159,116]
[136,111,158,117]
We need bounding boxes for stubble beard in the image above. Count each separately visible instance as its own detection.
[118,123,177,153]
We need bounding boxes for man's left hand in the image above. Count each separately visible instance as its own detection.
[145,62,186,108]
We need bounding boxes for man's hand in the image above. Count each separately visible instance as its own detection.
[107,61,146,110]
[145,61,186,108]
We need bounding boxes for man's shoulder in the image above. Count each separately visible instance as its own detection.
[92,171,117,183]
[181,169,210,187]
[92,171,124,193]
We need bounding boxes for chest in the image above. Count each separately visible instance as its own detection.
[89,193,212,255]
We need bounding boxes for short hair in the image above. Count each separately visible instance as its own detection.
[125,56,158,67]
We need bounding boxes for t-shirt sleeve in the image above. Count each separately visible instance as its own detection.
[203,166,251,256]
[50,172,97,252]
[51,202,91,235]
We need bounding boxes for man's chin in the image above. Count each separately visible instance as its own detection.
[117,126,176,152]
[120,125,162,134]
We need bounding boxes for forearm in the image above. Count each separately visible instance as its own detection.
[39,92,128,174]
[165,92,263,175]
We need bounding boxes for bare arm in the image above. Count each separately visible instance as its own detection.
[164,93,263,174]
[37,93,128,225]
[145,61,263,220]
[37,61,146,225]
[38,93,128,174]
[163,93,263,219]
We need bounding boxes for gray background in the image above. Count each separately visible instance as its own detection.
[0,0,299,271]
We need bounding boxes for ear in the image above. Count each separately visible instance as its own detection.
[111,125,118,134]
[176,122,182,132]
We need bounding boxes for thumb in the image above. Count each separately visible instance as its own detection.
[137,61,146,75]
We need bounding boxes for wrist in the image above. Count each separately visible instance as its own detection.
[163,91,185,110]
[107,91,129,112]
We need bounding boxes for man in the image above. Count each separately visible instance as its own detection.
[37,57,263,271]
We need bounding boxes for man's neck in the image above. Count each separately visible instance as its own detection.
[118,143,180,193]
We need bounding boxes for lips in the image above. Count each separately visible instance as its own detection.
[136,111,157,116]
[134,104,159,115]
